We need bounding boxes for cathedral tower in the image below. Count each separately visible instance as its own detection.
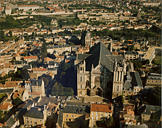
[41,79,46,97]
[112,62,124,99]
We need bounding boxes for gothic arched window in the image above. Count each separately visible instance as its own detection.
[86,80,90,88]
[95,77,100,86]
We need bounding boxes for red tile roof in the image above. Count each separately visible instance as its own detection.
[29,91,41,96]
[0,83,4,87]
[91,103,112,113]
[24,56,38,60]
[0,102,12,111]
[44,57,53,62]
[0,7,3,11]
[65,59,70,63]
[5,81,22,87]
[32,67,47,71]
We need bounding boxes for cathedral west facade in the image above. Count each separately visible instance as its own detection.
[76,42,143,99]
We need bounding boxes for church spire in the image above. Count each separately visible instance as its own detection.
[41,79,46,97]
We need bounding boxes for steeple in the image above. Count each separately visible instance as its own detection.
[41,79,46,97]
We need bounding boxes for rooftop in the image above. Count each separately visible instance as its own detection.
[142,105,161,115]
[78,42,123,72]
[91,103,112,113]
[62,104,90,114]
[131,72,143,87]
[24,107,44,119]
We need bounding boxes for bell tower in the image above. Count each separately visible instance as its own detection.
[85,31,92,48]
[41,79,46,97]
[112,62,124,99]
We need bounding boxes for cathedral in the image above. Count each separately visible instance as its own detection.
[76,42,143,99]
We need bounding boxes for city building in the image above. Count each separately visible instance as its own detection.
[89,103,113,127]
[146,73,162,87]
[23,106,47,127]
[141,105,161,122]
[57,103,90,128]
[120,104,136,127]
[76,42,123,98]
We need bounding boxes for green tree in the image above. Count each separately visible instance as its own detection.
[96,117,115,128]
[106,117,114,128]
[0,94,7,103]
[8,31,12,37]
[0,30,5,41]
[11,68,29,81]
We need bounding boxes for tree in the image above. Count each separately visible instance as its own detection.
[96,117,115,128]
[74,12,78,19]
[0,31,5,41]
[0,94,7,103]
[69,35,81,45]
[8,31,12,37]
[106,117,114,128]
[11,68,29,81]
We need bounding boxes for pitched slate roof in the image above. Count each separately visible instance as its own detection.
[57,103,90,127]
[131,72,143,88]
[37,96,58,106]
[124,72,133,90]
[78,42,123,72]
[124,80,132,90]
[6,117,16,128]
[147,73,162,80]
[62,104,89,114]
[124,71,143,90]
[77,54,91,62]
[126,124,148,128]
[0,89,13,94]
[24,107,44,119]
[142,105,161,115]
